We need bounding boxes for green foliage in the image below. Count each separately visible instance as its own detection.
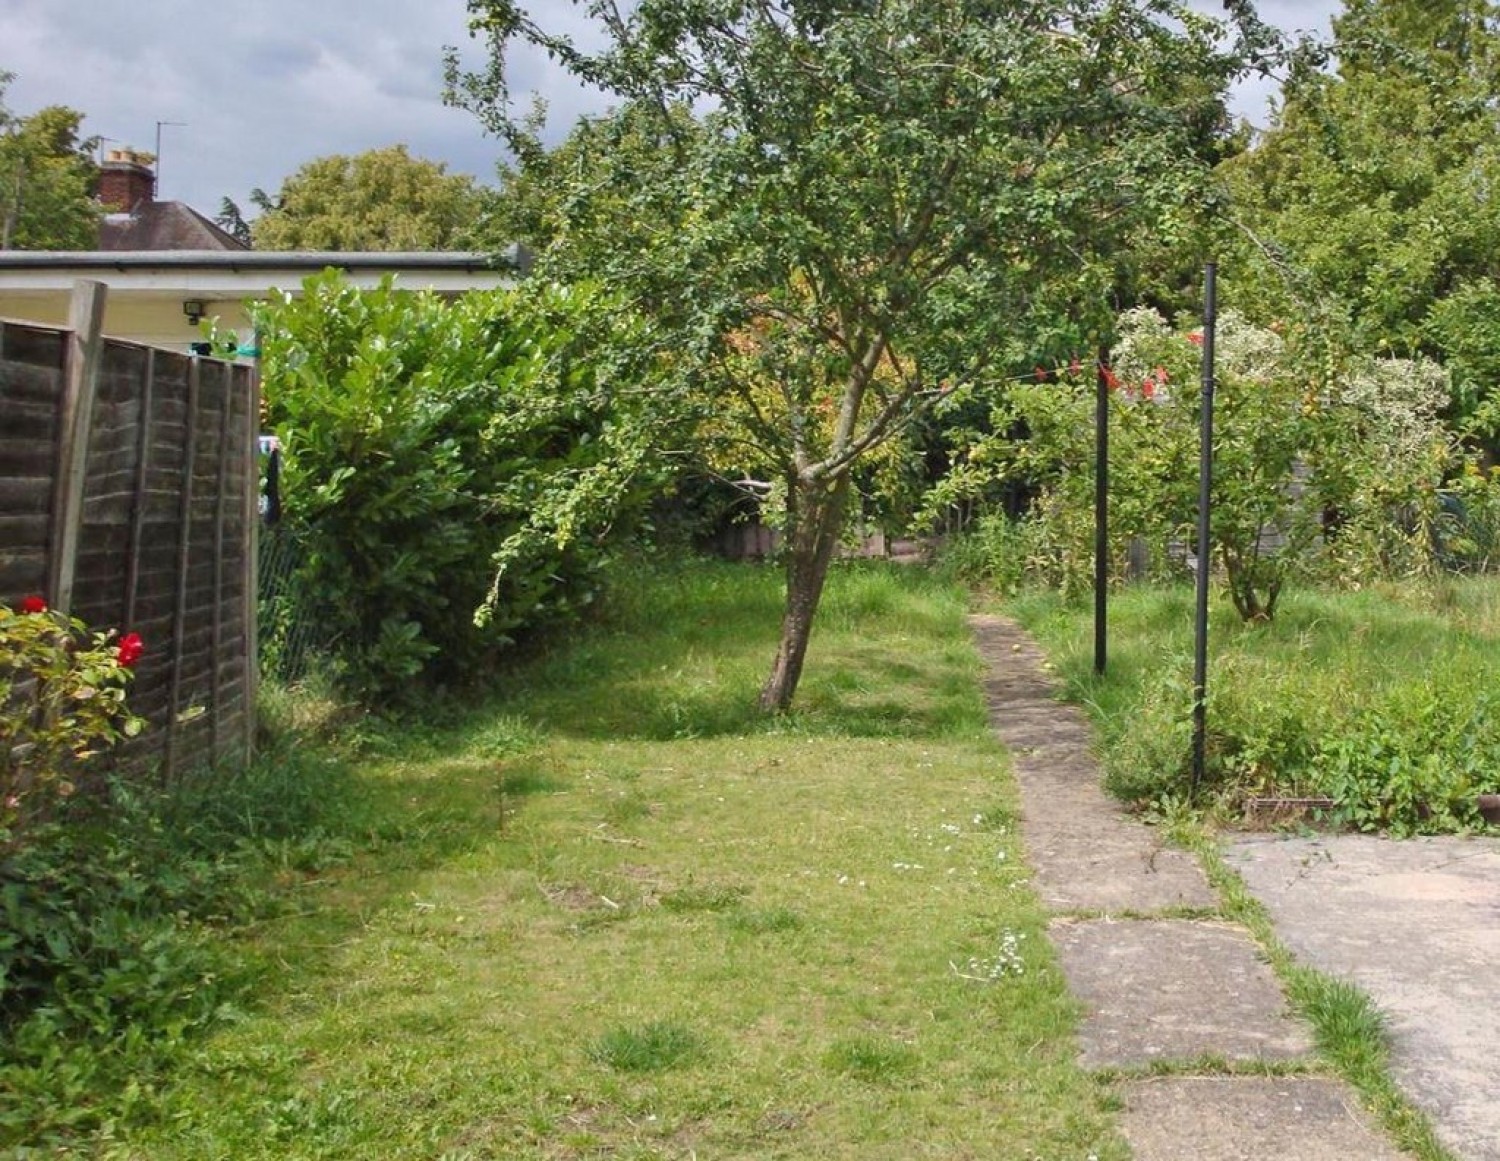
[588,1021,703,1073]
[213,196,253,246]
[1,600,144,844]
[254,272,678,703]
[0,738,362,1147]
[0,71,99,249]
[823,1036,920,1085]
[1437,466,1500,570]
[1317,676,1496,835]
[447,0,1277,710]
[942,310,1456,619]
[249,145,495,251]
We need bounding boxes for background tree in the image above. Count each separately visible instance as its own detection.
[1222,0,1500,434]
[0,71,98,250]
[214,197,253,246]
[447,0,1276,711]
[250,144,495,251]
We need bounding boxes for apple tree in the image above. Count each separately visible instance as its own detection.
[447,0,1278,710]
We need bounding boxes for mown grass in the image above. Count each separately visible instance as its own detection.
[79,559,1125,1161]
[1006,578,1500,833]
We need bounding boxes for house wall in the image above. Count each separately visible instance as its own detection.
[0,292,255,356]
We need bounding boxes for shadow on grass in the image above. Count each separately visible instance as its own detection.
[361,557,991,752]
[489,559,986,742]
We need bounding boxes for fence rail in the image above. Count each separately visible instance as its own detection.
[0,281,258,778]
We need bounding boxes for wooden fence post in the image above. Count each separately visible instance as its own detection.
[243,359,261,762]
[46,280,108,615]
[211,365,234,762]
[163,356,201,781]
[121,349,155,629]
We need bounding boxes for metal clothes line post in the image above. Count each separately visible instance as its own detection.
[1094,346,1109,676]
[1190,262,1218,795]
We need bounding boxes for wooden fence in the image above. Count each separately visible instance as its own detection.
[0,282,258,777]
[715,520,889,561]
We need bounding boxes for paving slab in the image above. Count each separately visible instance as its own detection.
[1226,833,1500,1161]
[1050,918,1315,1069]
[969,614,1216,912]
[1118,1076,1413,1161]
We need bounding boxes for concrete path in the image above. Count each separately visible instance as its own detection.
[975,622,1213,913]
[970,614,1411,1161]
[1049,918,1313,1069]
[1227,834,1500,1161]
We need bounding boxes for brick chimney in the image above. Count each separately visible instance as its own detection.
[98,149,156,212]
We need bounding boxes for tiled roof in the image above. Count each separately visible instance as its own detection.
[99,202,249,252]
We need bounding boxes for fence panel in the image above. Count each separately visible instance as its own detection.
[0,283,257,779]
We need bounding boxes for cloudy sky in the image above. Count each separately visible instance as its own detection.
[2,0,1341,221]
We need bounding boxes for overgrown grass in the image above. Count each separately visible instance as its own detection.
[1006,579,1500,834]
[15,558,1126,1160]
[0,734,371,1148]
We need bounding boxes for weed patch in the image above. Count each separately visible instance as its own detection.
[724,905,804,934]
[822,1035,921,1084]
[0,732,370,1149]
[589,1021,705,1073]
[659,882,749,913]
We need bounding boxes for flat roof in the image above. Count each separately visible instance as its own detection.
[0,245,529,274]
[0,246,531,300]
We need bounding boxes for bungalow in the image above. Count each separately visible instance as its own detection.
[0,149,528,355]
[0,247,529,357]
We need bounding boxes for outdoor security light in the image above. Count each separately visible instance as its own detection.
[182,300,206,325]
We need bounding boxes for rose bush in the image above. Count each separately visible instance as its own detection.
[1,597,144,844]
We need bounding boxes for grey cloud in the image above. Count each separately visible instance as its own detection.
[5,0,1343,220]
[239,38,323,82]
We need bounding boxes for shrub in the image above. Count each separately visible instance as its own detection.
[253,273,681,703]
[1,598,143,847]
[939,310,1458,616]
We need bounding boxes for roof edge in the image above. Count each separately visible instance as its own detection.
[0,244,531,275]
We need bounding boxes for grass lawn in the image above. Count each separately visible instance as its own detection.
[101,561,1124,1160]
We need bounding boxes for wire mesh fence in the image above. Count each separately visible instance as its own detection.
[256,523,326,683]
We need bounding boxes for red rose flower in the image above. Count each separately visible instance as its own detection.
[1101,365,1121,392]
[1187,332,1204,346]
[19,595,47,614]
[116,632,145,669]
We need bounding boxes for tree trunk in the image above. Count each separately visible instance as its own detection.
[759,472,850,713]
[2,160,23,250]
